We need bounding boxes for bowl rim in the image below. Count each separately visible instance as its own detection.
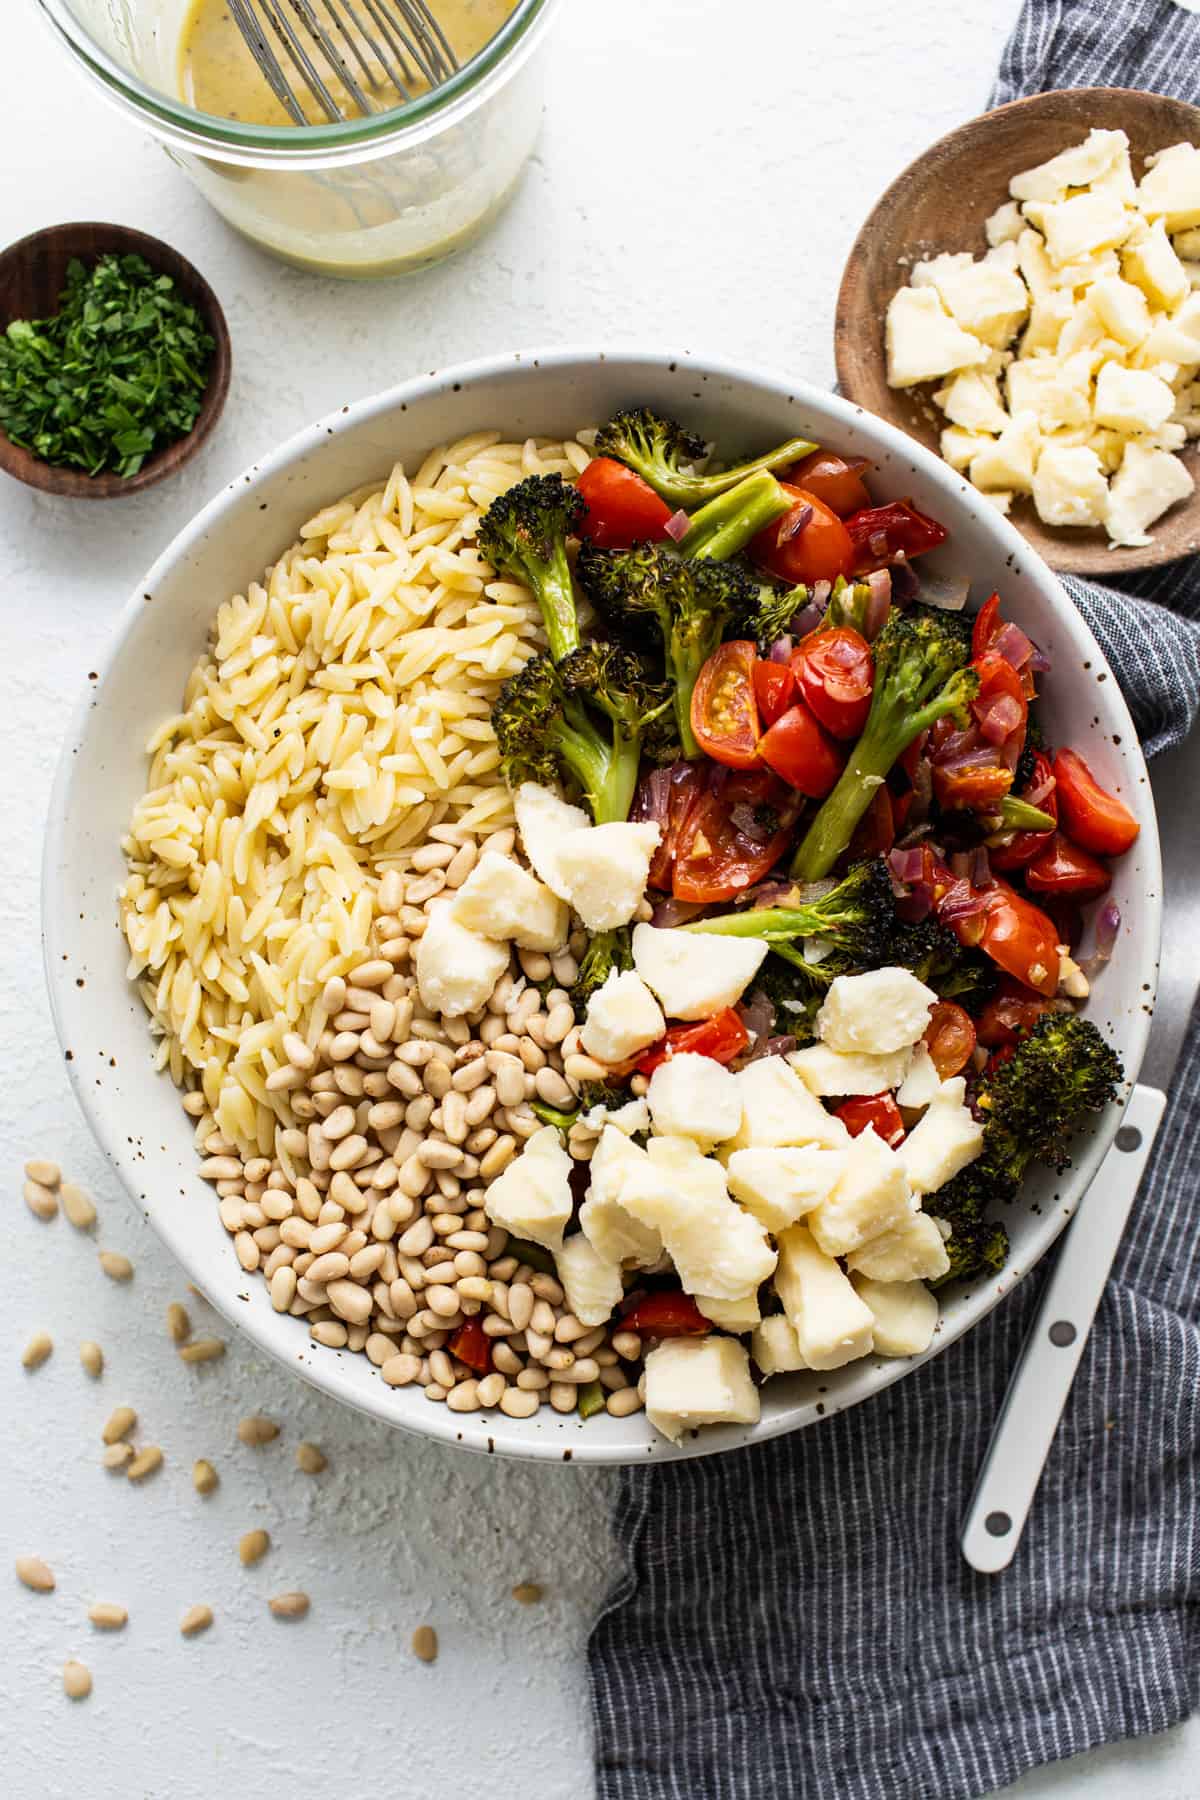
[41,344,1163,1462]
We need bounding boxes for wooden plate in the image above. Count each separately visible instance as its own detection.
[835,86,1200,577]
[0,221,231,500]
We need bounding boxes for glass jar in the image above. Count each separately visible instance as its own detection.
[34,0,560,277]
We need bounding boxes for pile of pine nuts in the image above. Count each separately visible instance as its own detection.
[189,823,647,1424]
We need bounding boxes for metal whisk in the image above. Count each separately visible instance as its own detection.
[226,0,460,124]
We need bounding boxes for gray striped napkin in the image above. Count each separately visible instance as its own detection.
[588,6,1200,1795]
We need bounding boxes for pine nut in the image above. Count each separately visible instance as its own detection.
[500,1387,540,1418]
[181,1604,214,1636]
[606,1386,644,1417]
[235,1231,260,1272]
[534,1066,574,1108]
[239,1529,270,1566]
[310,1221,348,1254]
[269,1591,310,1620]
[99,1250,133,1282]
[24,1179,58,1219]
[382,1353,421,1386]
[16,1555,55,1592]
[492,1343,523,1376]
[525,1328,552,1359]
[63,1661,92,1700]
[88,1602,128,1630]
[311,1321,347,1348]
[417,1139,462,1170]
[549,1383,577,1413]
[21,1333,52,1370]
[237,1415,279,1447]
[530,1298,557,1336]
[411,1623,438,1662]
[479,1137,517,1179]
[193,1459,219,1495]
[530,1273,565,1304]
[296,1442,326,1474]
[611,1330,642,1361]
[103,1443,134,1470]
[517,1367,549,1390]
[477,1372,506,1407]
[447,1379,481,1412]
[306,1250,350,1285]
[428,1348,455,1387]
[445,842,477,887]
[60,1181,97,1230]
[80,1341,103,1378]
[127,1446,164,1482]
[327,1278,374,1325]
[271,1266,298,1311]
[24,1157,61,1188]
[564,1053,608,1085]
[102,1405,136,1445]
[179,1338,226,1363]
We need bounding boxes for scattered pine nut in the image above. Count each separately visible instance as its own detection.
[268,1590,310,1620]
[98,1250,133,1283]
[295,1442,326,1475]
[180,1604,213,1637]
[126,1446,163,1483]
[60,1182,97,1231]
[23,1179,58,1220]
[79,1341,104,1378]
[24,1158,61,1189]
[411,1624,438,1662]
[192,1459,219,1495]
[166,1301,191,1343]
[102,1444,134,1471]
[101,1406,136,1445]
[237,1415,279,1447]
[16,1556,55,1592]
[88,1603,127,1631]
[179,1338,225,1364]
[512,1583,543,1606]
[239,1529,270,1566]
[63,1661,92,1700]
[21,1333,53,1371]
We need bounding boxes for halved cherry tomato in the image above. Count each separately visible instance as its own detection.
[749,483,855,587]
[619,1290,709,1339]
[634,761,708,891]
[971,653,1027,763]
[752,658,796,729]
[447,1317,493,1375]
[792,625,874,740]
[923,1001,977,1079]
[845,500,948,575]
[637,1008,750,1076]
[758,702,846,797]
[931,759,1014,811]
[835,1092,906,1148]
[848,785,896,860]
[691,641,760,770]
[971,592,1003,661]
[989,751,1057,871]
[575,456,673,549]
[1052,749,1140,856]
[977,978,1051,1048]
[978,881,1062,998]
[1025,833,1112,900]
[672,770,798,903]
[784,450,872,518]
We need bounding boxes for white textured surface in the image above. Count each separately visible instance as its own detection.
[1,0,1196,1794]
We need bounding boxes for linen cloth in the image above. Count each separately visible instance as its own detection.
[588,6,1200,1795]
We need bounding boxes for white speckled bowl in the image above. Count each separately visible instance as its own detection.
[43,347,1161,1463]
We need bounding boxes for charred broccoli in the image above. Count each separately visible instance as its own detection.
[594,407,817,509]
[570,926,633,1016]
[477,473,586,663]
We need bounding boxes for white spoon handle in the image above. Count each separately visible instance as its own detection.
[960,1083,1166,1574]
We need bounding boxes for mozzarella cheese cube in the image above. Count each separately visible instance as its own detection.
[933,368,1011,432]
[1010,127,1130,203]
[1139,141,1200,232]
[1105,440,1195,547]
[897,1076,984,1196]
[808,1126,914,1259]
[555,822,661,932]
[1087,274,1153,348]
[814,966,937,1055]
[579,1127,662,1268]
[751,1313,807,1376]
[1173,226,1200,259]
[632,922,767,1022]
[724,1145,844,1234]
[723,1056,849,1153]
[1123,218,1190,311]
[1032,442,1109,528]
[1138,291,1200,366]
[1022,291,1075,355]
[1093,362,1176,434]
[643,1336,760,1445]
[1046,247,1121,291]
[941,426,997,472]
[1056,304,1110,358]
[1005,356,1091,431]
[851,1276,939,1356]
[846,1209,950,1283]
[646,1053,742,1147]
[1039,190,1135,266]
[985,241,1021,275]
[581,1095,650,1137]
[626,1138,777,1300]
[885,286,989,387]
[986,199,1025,246]
[910,251,975,289]
[580,969,665,1067]
[697,1291,762,1331]
[932,261,1029,349]
[788,1042,914,1097]
[979,491,1014,515]
[970,409,1041,494]
[514,782,589,898]
[448,851,568,952]
[414,903,509,1019]
[895,1044,942,1111]
[1017,227,1055,300]
[483,1125,574,1250]
[774,1225,875,1371]
[554,1233,624,1327]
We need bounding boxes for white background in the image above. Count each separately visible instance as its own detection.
[2,2,1197,1795]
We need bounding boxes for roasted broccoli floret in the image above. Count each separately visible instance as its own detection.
[477,473,586,663]
[676,468,793,561]
[491,644,671,825]
[790,605,979,881]
[594,407,818,509]
[933,1199,1011,1286]
[570,926,633,1016]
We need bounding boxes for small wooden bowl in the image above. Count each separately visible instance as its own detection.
[0,222,231,500]
[836,86,1200,577]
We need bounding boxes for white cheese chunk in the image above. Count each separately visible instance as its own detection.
[932,261,1030,349]
[1047,247,1121,291]
[985,241,1021,274]
[632,922,767,1022]
[933,368,1011,432]
[897,1076,984,1196]
[627,1137,777,1300]
[1009,127,1130,203]
[414,903,509,1020]
[514,782,589,898]
[1022,291,1075,355]
[725,1145,844,1233]
[788,1042,914,1098]
[1105,440,1195,547]
[554,1233,624,1327]
[941,426,997,473]
[580,969,665,1067]
[895,1044,942,1111]
[845,1209,951,1283]
[751,1312,807,1376]
[1093,362,1176,434]
[581,1095,650,1137]
[1032,442,1109,528]
[808,1126,914,1259]
[643,1336,760,1445]
[1087,274,1153,348]
[1122,218,1190,311]
[1173,226,1200,259]
[646,1053,742,1147]
[483,1125,574,1250]
[697,1291,762,1331]
[985,200,1025,246]
[774,1225,875,1371]
[723,1056,849,1153]
[970,409,1041,494]
[815,967,937,1055]
[579,1127,662,1268]
[1139,141,1200,232]
[1017,227,1055,300]
[910,251,975,289]
[851,1276,940,1356]
[448,852,569,952]
[1005,356,1091,431]
[979,491,1014,515]
[555,822,661,932]
[885,286,990,388]
[1039,190,1135,266]
[1138,290,1200,366]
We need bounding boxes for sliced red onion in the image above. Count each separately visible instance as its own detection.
[992,620,1036,669]
[749,878,803,911]
[888,846,927,883]
[917,569,970,612]
[768,635,793,664]
[663,508,690,543]
[792,602,824,637]
[650,895,707,928]
[1028,647,1052,674]
[939,885,992,925]
[975,691,1024,746]
[743,1033,798,1065]
[1079,901,1121,976]
[737,990,776,1048]
[868,528,889,559]
[729,802,775,844]
[970,845,992,887]
[908,756,933,828]
[949,850,974,881]
[941,743,1005,774]
[890,561,921,605]
[631,765,672,829]
[863,568,892,640]
[777,502,813,545]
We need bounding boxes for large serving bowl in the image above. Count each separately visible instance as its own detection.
[43,348,1162,1464]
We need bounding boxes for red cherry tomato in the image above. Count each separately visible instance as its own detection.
[752,658,796,729]
[971,592,1003,660]
[931,759,1014,812]
[784,450,872,517]
[978,881,1062,998]
[1052,749,1140,856]
[634,761,708,892]
[691,640,761,770]
[971,653,1027,762]
[447,1317,493,1375]
[672,770,798,904]
[835,1092,906,1148]
[922,1001,977,1079]
[749,483,855,587]
[636,1008,750,1076]
[1025,833,1112,900]
[844,500,948,574]
[989,751,1057,871]
[757,702,846,797]
[619,1290,710,1339]
[792,625,874,740]
[575,456,674,549]
[977,978,1052,1048]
